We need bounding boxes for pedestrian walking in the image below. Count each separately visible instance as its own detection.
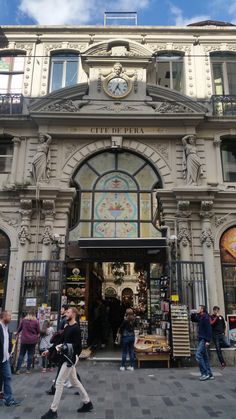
[210,306,230,368]
[191,305,214,381]
[58,304,69,331]
[0,310,21,406]
[41,307,93,419]
[15,310,40,374]
[119,308,135,371]
[39,320,55,372]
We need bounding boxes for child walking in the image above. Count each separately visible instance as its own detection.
[39,320,54,372]
[119,309,135,371]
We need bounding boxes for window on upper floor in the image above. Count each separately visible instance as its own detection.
[0,139,13,173]
[211,53,236,95]
[0,53,25,94]
[49,53,80,92]
[221,139,236,182]
[155,52,184,92]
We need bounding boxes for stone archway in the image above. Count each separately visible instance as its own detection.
[61,138,172,188]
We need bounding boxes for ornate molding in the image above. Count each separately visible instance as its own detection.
[148,101,194,114]
[151,142,169,161]
[200,228,214,247]
[42,200,55,219]
[178,227,191,247]
[19,199,32,219]
[41,99,89,113]
[42,225,53,245]
[176,201,191,218]
[200,201,214,219]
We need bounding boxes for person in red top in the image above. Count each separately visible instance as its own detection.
[210,306,230,368]
[15,310,40,374]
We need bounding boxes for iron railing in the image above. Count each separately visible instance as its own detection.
[212,94,236,116]
[0,93,24,115]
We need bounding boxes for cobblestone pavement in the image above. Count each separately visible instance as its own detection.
[1,362,236,419]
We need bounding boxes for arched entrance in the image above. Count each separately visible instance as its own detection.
[220,226,236,314]
[0,230,10,311]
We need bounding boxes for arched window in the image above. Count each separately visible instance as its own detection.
[69,150,162,240]
[0,230,10,310]
[220,226,236,314]
[211,52,236,95]
[0,52,25,94]
[49,52,80,92]
[155,52,184,92]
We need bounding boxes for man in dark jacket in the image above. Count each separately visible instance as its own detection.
[191,305,214,381]
[0,311,20,406]
[210,306,230,368]
[41,307,93,419]
[58,304,69,331]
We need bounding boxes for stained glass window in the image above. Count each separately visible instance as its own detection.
[69,151,162,239]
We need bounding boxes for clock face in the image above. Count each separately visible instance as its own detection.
[105,77,130,98]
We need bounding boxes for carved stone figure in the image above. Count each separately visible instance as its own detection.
[31,133,52,183]
[182,135,203,186]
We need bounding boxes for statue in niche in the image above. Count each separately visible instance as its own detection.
[182,134,203,186]
[31,133,52,183]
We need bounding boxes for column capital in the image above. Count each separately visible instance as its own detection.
[42,199,55,219]
[176,200,191,218]
[12,136,21,146]
[19,199,32,219]
[213,137,222,148]
[200,200,214,219]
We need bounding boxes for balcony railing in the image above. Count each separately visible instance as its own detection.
[0,94,24,115]
[212,95,236,116]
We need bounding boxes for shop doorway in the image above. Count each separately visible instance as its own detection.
[220,226,236,315]
[0,230,10,312]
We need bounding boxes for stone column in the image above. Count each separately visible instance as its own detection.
[176,201,192,261]
[41,200,55,260]
[200,200,217,310]
[12,199,32,321]
[10,137,21,184]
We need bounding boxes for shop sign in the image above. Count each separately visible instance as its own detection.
[171,295,179,302]
[25,298,37,307]
[227,315,236,344]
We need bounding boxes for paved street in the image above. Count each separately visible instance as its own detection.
[2,362,236,419]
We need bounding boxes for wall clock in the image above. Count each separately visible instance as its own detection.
[103,75,132,98]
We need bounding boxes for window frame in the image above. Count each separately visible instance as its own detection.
[0,139,13,174]
[220,138,236,182]
[155,52,184,92]
[0,52,25,94]
[211,53,236,95]
[49,53,80,92]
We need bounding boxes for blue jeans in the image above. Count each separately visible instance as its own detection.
[2,360,13,403]
[16,343,35,371]
[121,335,135,368]
[195,339,212,376]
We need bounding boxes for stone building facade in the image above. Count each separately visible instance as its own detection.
[1,22,236,324]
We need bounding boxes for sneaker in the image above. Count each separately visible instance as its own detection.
[15,370,20,375]
[209,374,215,380]
[42,368,47,373]
[77,401,93,413]
[127,366,134,371]
[26,369,31,374]
[41,409,58,419]
[199,374,210,381]
[5,399,21,407]
[120,366,125,371]
[64,381,73,388]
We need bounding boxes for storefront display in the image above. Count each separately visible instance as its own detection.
[135,335,171,368]
[63,268,86,317]
[171,305,191,358]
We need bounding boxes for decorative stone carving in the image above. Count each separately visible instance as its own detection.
[31,133,52,183]
[18,225,31,245]
[0,212,20,229]
[213,138,222,147]
[176,201,191,218]
[182,135,203,185]
[148,102,194,114]
[178,227,191,247]
[42,225,53,245]
[152,142,169,160]
[41,100,89,113]
[200,228,214,247]
[200,201,214,219]
[42,200,55,219]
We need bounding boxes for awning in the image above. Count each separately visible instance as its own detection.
[78,238,168,249]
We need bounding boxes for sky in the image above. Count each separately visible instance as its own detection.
[0,0,236,26]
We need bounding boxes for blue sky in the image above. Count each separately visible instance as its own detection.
[0,0,236,26]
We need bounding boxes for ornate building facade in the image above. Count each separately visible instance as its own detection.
[1,21,236,324]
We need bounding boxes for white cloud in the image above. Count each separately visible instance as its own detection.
[169,3,209,26]
[19,0,149,25]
